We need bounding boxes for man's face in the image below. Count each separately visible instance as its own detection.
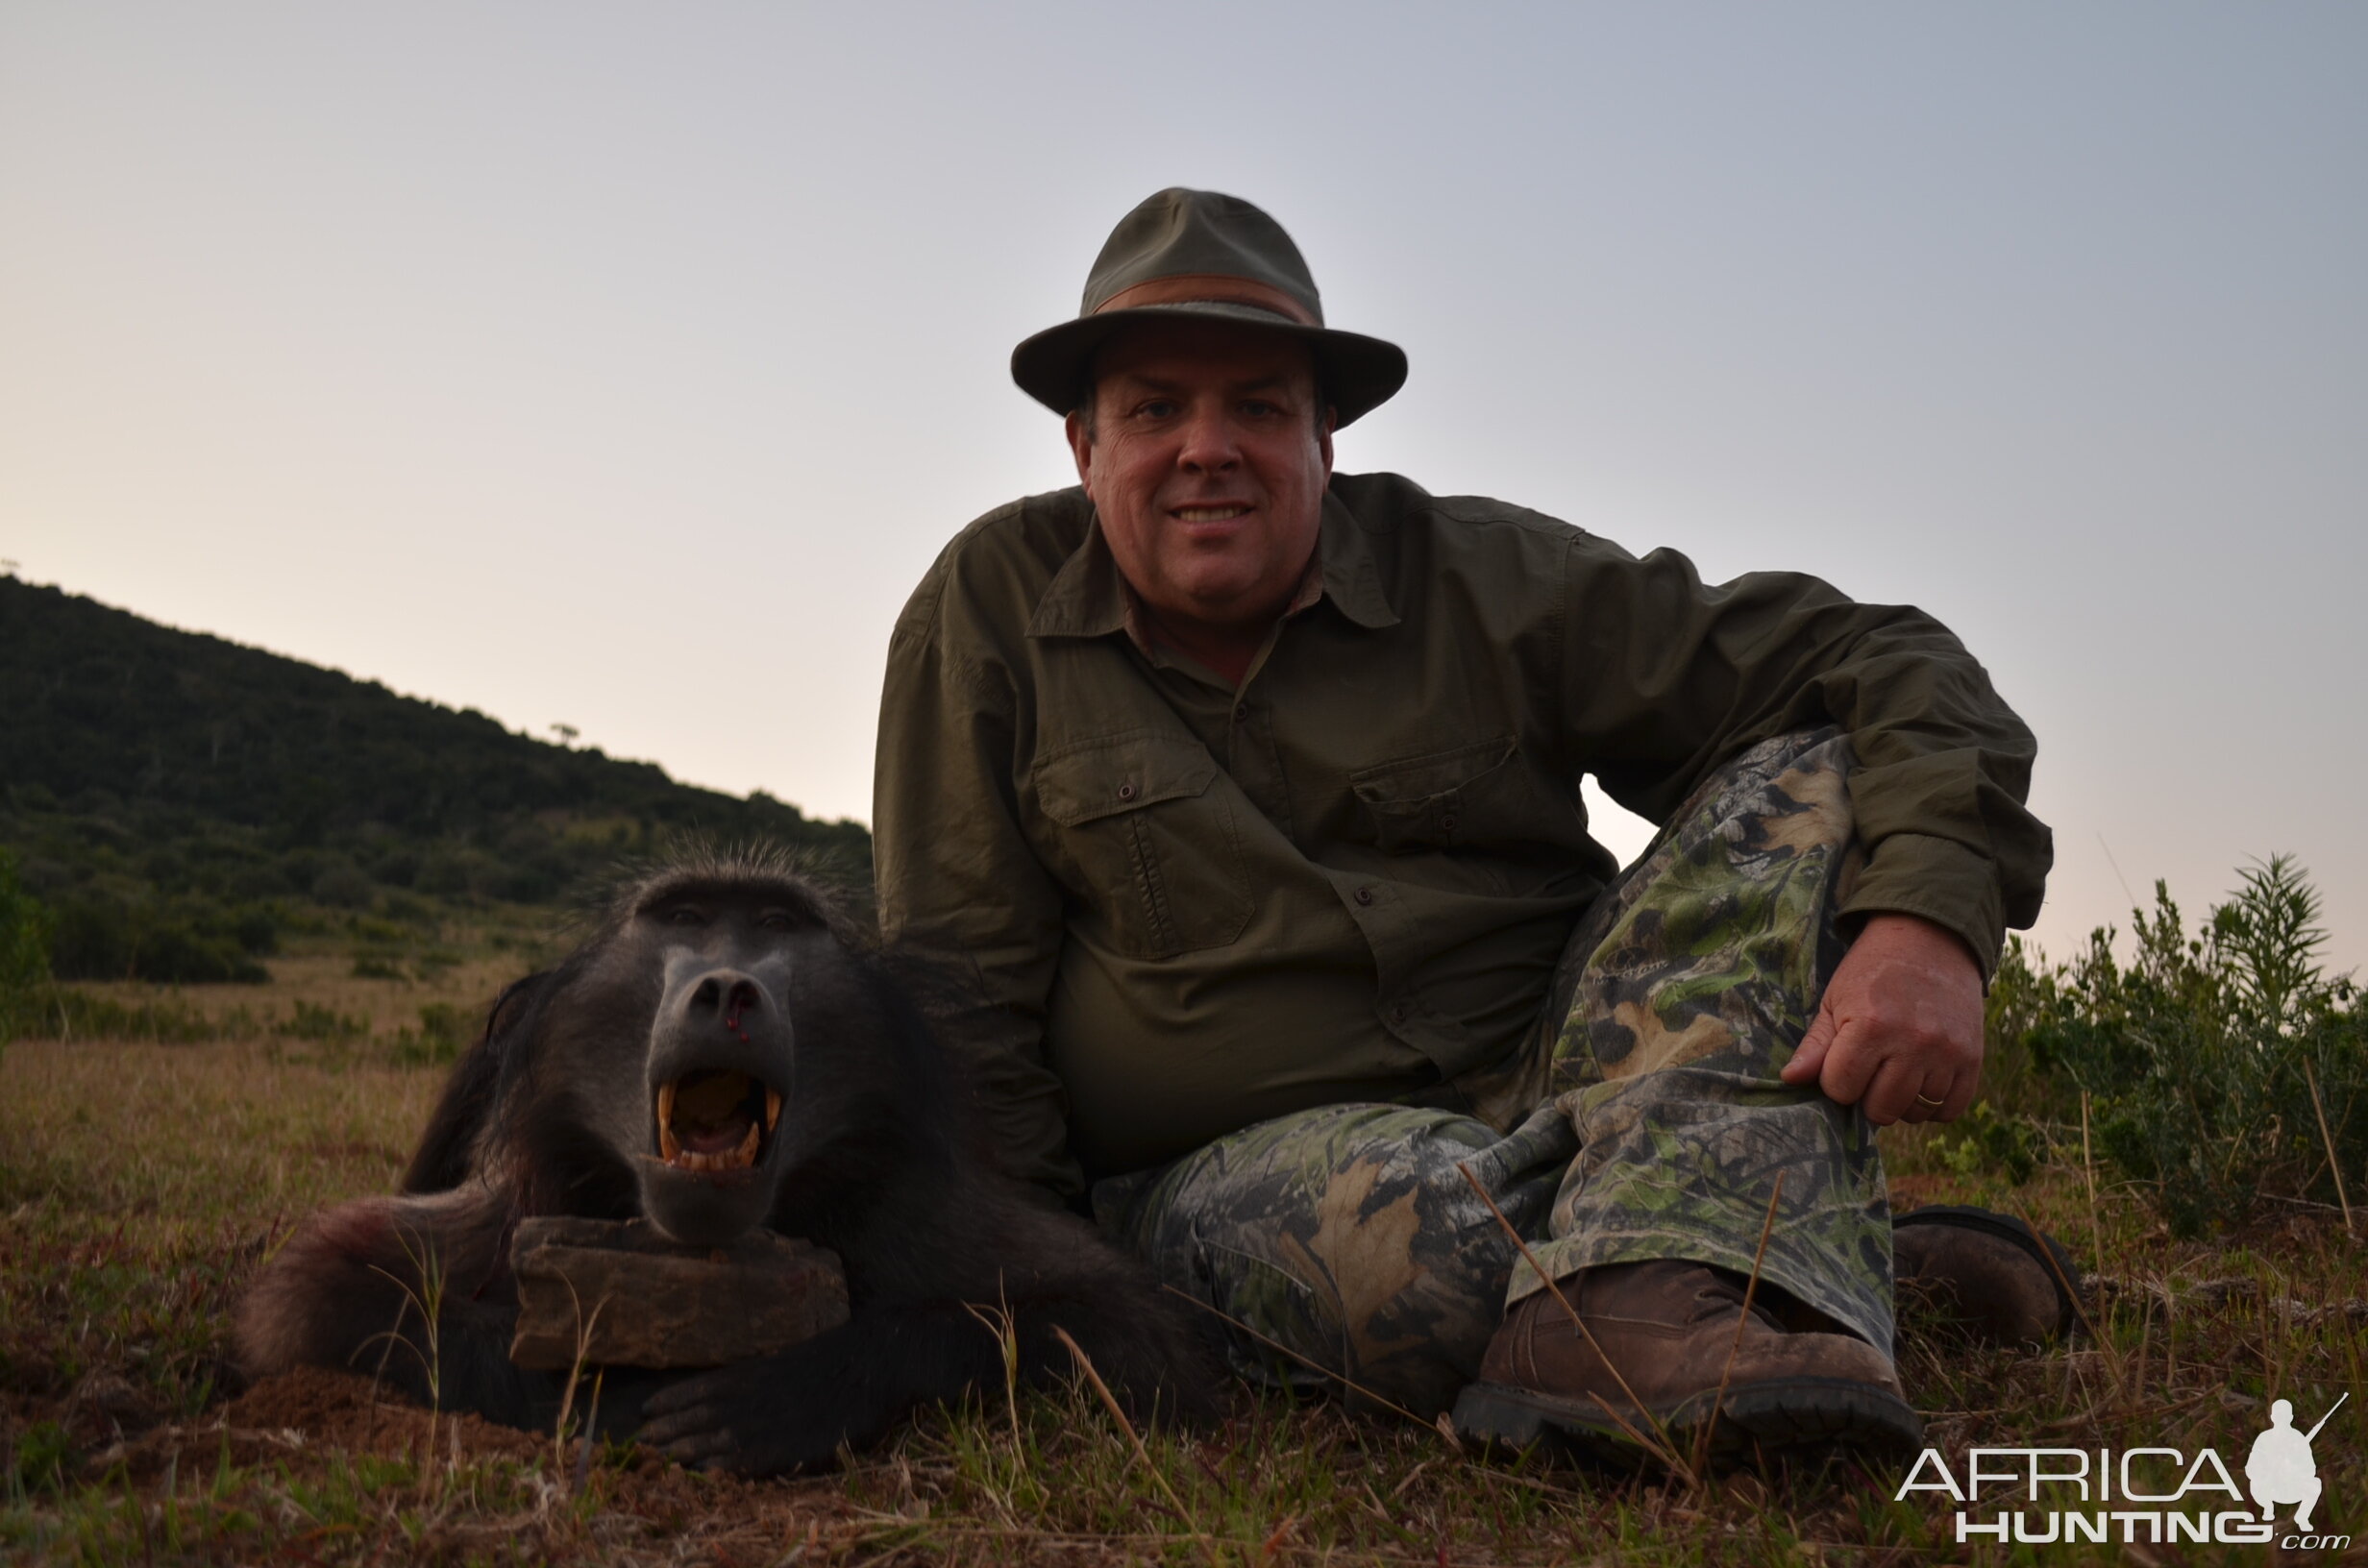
[1066,320,1334,649]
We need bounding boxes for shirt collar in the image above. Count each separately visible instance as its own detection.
[1027,485,1399,643]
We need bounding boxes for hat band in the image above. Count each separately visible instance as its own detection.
[1092,273,1320,328]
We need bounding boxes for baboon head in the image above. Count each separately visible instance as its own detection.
[515,851,908,1247]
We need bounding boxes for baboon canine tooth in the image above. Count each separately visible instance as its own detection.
[657,1080,685,1163]
[764,1089,782,1133]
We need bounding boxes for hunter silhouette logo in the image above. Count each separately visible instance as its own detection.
[2249,1393,2344,1533]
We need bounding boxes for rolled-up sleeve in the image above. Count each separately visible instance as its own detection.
[1560,534,2051,978]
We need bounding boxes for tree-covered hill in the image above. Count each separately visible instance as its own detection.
[0,576,870,980]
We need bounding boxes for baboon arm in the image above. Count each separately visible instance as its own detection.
[234,1193,551,1428]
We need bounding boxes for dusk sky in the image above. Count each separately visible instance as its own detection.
[5,4,2362,974]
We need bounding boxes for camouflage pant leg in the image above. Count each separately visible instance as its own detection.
[1093,1101,1577,1418]
[1094,727,1889,1413]
[1512,726,1894,1353]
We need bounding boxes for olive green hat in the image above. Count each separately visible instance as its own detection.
[1011,187,1408,428]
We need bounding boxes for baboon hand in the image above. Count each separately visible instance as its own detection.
[636,1354,849,1476]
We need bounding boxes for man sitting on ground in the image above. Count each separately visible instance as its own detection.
[874,188,2056,1460]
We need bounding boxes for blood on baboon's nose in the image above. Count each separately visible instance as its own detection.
[686,974,768,1041]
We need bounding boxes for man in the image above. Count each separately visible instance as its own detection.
[2247,1399,2327,1532]
[874,188,2055,1459]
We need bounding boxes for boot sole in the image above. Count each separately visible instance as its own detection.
[1452,1375,1924,1468]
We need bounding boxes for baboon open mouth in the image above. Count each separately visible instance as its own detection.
[654,1069,784,1173]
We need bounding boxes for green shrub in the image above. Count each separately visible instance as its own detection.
[2018,856,2364,1237]
[0,846,54,1045]
[46,894,270,984]
[278,1000,370,1044]
[380,891,438,927]
[1936,1100,2042,1187]
[231,905,281,955]
[310,860,376,909]
[39,990,250,1043]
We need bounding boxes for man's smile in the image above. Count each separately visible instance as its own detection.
[1173,503,1253,523]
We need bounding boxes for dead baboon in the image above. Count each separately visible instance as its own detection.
[234,847,1219,1474]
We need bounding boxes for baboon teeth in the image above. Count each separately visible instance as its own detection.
[655,1075,772,1170]
[656,1082,682,1163]
[670,1125,760,1174]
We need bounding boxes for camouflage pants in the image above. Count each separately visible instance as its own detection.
[1091,730,1889,1418]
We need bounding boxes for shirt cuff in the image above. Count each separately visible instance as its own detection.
[1836,832,2008,984]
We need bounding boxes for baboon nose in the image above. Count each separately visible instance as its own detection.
[685,973,770,1039]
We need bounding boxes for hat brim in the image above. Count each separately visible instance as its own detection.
[1011,303,1408,429]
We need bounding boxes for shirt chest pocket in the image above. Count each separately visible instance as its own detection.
[1349,735,1525,853]
[1033,732,1255,960]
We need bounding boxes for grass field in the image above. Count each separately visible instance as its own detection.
[3,950,2362,1566]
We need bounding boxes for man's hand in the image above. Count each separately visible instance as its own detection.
[1779,914,1984,1125]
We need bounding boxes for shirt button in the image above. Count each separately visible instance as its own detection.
[1117,782,1137,802]
[1441,814,1459,833]
[1354,887,1374,906]
[1233,702,1249,723]
[1390,1002,1409,1022]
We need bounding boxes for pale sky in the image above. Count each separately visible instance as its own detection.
[5,4,2363,975]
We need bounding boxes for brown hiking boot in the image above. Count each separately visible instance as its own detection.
[1892,1206,2081,1346]
[1451,1261,1922,1465]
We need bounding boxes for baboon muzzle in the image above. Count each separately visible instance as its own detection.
[642,965,795,1244]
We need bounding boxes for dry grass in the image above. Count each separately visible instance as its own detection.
[3,976,2363,1565]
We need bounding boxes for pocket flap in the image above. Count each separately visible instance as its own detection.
[1349,735,1518,808]
[1036,732,1220,826]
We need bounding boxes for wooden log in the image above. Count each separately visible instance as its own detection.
[508,1216,849,1370]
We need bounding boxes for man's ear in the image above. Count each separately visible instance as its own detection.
[1064,407,1094,487]
[1319,405,1337,478]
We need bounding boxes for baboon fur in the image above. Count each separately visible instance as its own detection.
[234,846,1220,1474]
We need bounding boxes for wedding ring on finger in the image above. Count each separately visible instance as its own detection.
[1912,1093,1946,1112]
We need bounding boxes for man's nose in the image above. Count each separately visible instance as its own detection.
[1174,405,1242,471]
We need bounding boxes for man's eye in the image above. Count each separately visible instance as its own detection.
[1241,400,1280,418]
[1137,400,1177,419]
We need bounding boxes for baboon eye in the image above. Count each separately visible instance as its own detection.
[758,910,795,931]
[664,905,708,927]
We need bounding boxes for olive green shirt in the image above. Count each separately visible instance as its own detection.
[875,472,2050,1196]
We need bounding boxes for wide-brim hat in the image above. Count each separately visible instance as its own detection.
[1011,188,1408,428]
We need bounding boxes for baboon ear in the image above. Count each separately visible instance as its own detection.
[484,970,552,1044]
[400,969,557,1194]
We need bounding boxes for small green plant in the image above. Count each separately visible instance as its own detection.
[5,1419,69,1497]
[389,1002,472,1066]
[1936,1100,2041,1186]
[2018,856,2364,1237]
[279,999,371,1044]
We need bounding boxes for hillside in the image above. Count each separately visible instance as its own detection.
[0,576,870,981]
